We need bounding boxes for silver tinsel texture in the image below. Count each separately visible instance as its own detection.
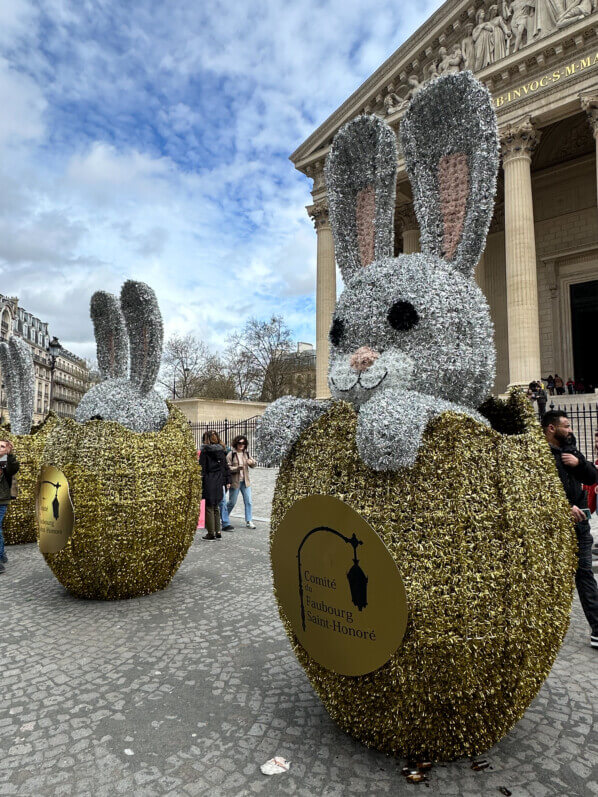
[0,336,34,435]
[76,280,168,433]
[257,71,499,470]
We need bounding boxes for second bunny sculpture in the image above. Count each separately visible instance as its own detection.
[257,71,498,470]
[39,280,201,599]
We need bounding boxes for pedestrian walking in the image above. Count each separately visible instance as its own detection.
[566,378,574,395]
[0,439,19,573]
[554,374,565,395]
[227,435,257,529]
[199,430,231,540]
[542,411,598,648]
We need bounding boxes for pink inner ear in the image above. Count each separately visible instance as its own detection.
[438,153,469,261]
[356,185,376,267]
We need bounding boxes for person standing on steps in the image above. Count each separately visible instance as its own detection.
[227,435,257,529]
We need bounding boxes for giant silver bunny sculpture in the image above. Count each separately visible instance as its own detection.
[257,71,499,470]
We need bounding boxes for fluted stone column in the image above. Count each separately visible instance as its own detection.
[581,96,598,207]
[396,204,420,254]
[308,200,335,399]
[501,119,541,388]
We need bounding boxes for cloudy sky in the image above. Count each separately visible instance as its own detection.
[0,0,444,360]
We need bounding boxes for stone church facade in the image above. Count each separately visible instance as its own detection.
[292,0,598,397]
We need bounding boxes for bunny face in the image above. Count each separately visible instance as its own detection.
[328,254,495,409]
[76,378,168,433]
[75,281,168,433]
[325,72,499,417]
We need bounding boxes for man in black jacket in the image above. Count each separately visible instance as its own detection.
[542,411,598,648]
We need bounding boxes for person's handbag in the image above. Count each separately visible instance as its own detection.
[9,473,18,500]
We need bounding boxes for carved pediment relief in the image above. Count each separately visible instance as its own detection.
[382,0,598,117]
[292,0,598,170]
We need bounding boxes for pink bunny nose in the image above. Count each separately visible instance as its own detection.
[350,346,380,372]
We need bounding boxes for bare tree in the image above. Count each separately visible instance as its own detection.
[159,333,210,399]
[223,345,261,401]
[188,353,236,400]
[225,316,293,402]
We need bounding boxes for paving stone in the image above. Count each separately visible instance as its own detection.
[1,514,598,795]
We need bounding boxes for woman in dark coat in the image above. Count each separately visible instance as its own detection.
[199,430,231,540]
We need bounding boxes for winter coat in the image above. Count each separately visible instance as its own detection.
[0,453,20,505]
[199,444,231,507]
[549,442,597,513]
[226,449,256,489]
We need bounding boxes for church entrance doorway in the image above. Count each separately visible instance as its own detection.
[570,280,598,393]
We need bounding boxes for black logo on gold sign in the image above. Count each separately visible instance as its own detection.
[36,466,75,554]
[298,528,367,631]
[272,495,408,677]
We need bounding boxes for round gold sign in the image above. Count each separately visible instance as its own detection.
[36,465,75,554]
[272,495,408,676]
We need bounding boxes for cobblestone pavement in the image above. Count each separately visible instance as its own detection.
[2,522,598,797]
[228,468,277,523]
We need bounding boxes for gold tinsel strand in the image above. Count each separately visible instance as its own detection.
[39,403,201,600]
[270,391,576,760]
[2,414,59,545]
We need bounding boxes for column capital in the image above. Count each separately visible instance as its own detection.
[581,95,598,138]
[307,200,330,231]
[305,160,326,193]
[395,203,418,232]
[500,118,541,164]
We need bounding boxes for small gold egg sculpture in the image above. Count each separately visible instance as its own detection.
[38,404,201,600]
[270,392,575,760]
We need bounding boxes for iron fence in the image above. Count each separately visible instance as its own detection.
[546,400,598,462]
[190,416,269,465]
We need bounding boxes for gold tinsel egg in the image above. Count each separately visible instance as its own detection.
[2,413,59,545]
[38,404,201,599]
[270,391,576,760]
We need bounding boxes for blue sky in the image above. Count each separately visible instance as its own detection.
[0,0,444,360]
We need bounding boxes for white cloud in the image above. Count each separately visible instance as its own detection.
[0,0,445,362]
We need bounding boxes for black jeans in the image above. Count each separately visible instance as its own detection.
[575,522,598,635]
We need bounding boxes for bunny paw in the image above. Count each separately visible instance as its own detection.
[256,397,330,466]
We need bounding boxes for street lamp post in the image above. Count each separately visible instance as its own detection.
[48,336,62,417]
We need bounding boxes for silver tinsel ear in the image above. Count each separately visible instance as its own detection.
[400,71,499,277]
[256,397,330,466]
[120,281,163,395]
[325,114,398,283]
[76,280,168,433]
[90,291,129,380]
[0,336,34,434]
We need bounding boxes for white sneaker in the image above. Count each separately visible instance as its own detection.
[246,521,256,529]
[591,634,598,649]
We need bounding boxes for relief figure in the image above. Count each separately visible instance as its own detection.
[473,8,495,70]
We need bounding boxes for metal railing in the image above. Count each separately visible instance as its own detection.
[190,416,270,465]
[547,400,598,462]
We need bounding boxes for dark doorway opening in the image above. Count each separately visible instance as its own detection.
[570,280,598,393]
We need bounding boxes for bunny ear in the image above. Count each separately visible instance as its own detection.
[325,114,398,283]
[0,337,34,434]
[400,71,499,277]
[90,291,129,380]
[120,281,163,394]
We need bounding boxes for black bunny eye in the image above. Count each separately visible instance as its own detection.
[329,317,345,347]
[387,300,419,332]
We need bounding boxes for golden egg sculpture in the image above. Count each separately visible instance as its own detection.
[270,392,576,760]
[2,414,59,545]
[38,404,201,599]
